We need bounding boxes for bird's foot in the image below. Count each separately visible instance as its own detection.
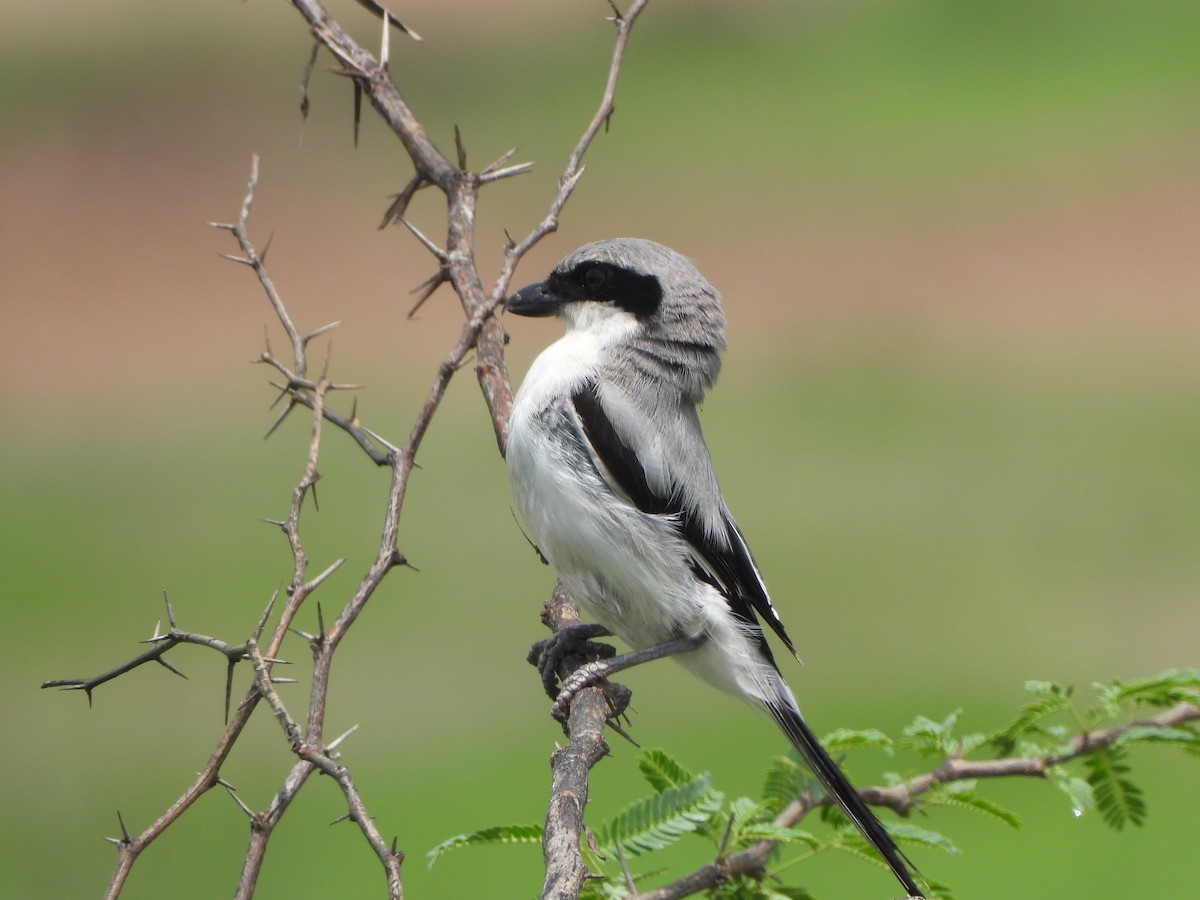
[549,658,633,724]
[527,622,615,700]
[546,632,709,725]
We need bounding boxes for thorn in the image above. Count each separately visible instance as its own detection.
[289,626,317,645]
[252,585,281,643]
[207,221,234,231]
[305,320,342,342]
[481,146,519,175]
[564,166,586,192]
[317,603,327,639]
[260,517,287,528]
[330,812,352,826]
[219,252,254,266]
[379,2,391,69]
[224,782,256,820]
[354,0,423,41]
[263,399,298,440]
[717,811,736,855]
[616,844,635,893]
[156,657,188,680]
[318,342,333,380]
[362,426,400,455]
[408,268,448,318]
[117,810,132,843]
[353,80,363,147]
[378,174,427,229]
[454,124,467,169]
[478,161,535,185]
[398,218,448,261]
[328,723,360,751]
[266,381,292,410]
[606,717,639,747]
[260,231,274,264]
[300,41,320,125]
[306,558,346,592]
[162,587,177,629]
[225,660,235,724]
[270,677,298,685]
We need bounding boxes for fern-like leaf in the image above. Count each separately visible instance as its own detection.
[425,823,543,866]
[638,747,696,793]
[821,727,894,756]
[597,773,724,857]
[1095,668,1200,715]
[1113,724,1200,752]
[1086,747,1146,829]
[1048,765,1093,818]
[761,754,809,815]
[989,681,1072,756]
[931,780,1021,828]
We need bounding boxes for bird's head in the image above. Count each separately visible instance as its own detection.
[505,238,727,354]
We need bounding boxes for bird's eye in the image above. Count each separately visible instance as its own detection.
[583,266,606,293]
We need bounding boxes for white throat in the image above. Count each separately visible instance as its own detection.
[512,302,639,412]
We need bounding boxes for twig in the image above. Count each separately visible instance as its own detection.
[631,701,1200,900]
[48,3,655,898]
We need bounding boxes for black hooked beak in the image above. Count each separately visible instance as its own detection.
[504,281,565,317]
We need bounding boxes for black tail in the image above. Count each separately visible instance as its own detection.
[766,698,924,898]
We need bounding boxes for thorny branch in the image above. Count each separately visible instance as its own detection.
[44,2,655,899]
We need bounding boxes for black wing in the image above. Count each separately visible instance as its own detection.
[571,380,798,662]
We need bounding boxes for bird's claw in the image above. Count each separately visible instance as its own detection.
[528,622,615,700]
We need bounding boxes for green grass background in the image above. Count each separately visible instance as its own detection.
[3,1,1199,897]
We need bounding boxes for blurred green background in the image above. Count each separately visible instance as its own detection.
[3,1,1198,897]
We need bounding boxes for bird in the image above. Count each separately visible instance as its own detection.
[504,238,924,898]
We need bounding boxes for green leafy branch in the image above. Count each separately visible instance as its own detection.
[428,670,1199,899]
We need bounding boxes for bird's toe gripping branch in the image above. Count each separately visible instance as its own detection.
[527,622,617,700]
[532,630,710,728]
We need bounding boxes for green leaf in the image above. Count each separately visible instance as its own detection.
[921,875,959,900]
[1048,766,1094,818]
[736,822,822,848]
[425,823,543,866]
[1086,747,1146,829]
[597,773,724,857]
[904,709,970,757]
[761,754,809,815]
[989,681,1072,755]
[821,728,894,756]
[1095,668,1200,714]
[1113,724,1200,751]
[637,747,696,793]
[932,780,1021,828]
[887,822,960,856]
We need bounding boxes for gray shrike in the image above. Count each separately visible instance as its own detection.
[505,238,923,898]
